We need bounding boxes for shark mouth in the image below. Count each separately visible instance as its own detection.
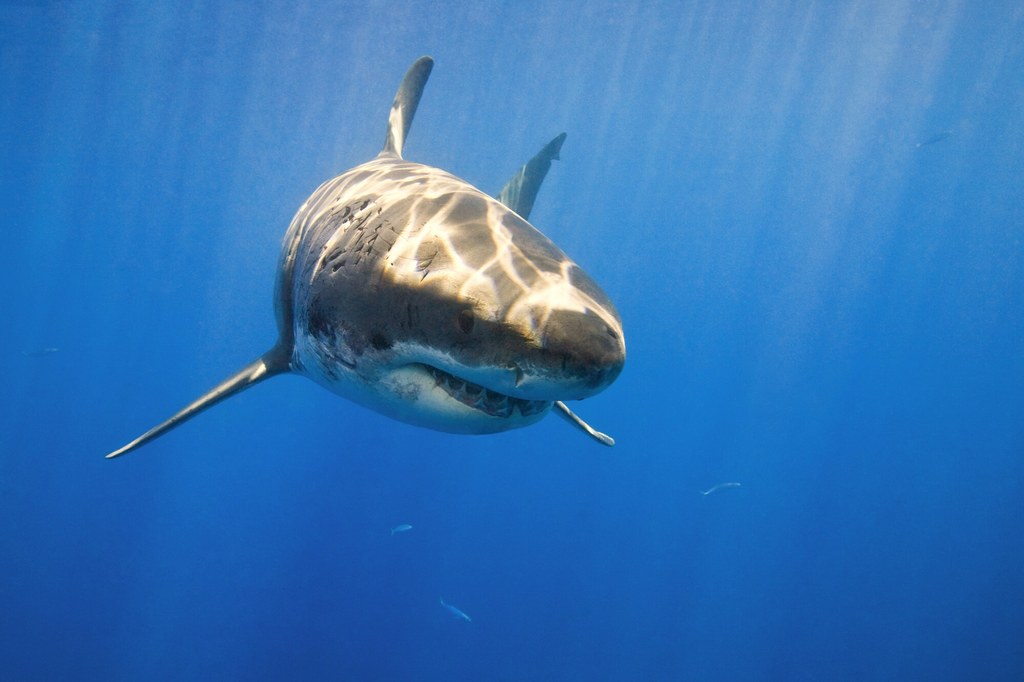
[425,365,548,418]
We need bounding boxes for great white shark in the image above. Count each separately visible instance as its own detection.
[106,56,625,459]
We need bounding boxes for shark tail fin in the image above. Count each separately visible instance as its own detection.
[381,56,434,159]
[497,132,567,221]
[105,344,291,459]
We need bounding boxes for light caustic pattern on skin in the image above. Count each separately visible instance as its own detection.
[287,156,622,343]
[444,200,617,337]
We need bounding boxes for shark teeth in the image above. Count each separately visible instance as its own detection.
[427,366,547,418]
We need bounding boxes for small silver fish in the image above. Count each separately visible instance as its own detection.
[916,130,952,148]
[440,597,471,622]
[21,347,59,357]
[390,524,413,536]
[700,481,742,496]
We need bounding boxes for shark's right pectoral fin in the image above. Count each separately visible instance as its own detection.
[553,401,615,447]
[105,344,291,459]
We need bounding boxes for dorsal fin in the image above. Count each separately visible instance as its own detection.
[497,133,566,220]
[382,56,434,159]
[105,344,291,459]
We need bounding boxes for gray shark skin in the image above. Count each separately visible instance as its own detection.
[106,56,625,459]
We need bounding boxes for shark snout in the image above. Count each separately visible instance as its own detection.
[538,308,625,399]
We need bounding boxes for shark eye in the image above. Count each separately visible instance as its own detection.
[457,309,475,334]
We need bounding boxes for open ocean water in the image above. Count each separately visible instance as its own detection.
[2,2,1022,680]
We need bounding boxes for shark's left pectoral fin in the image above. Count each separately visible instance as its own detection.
[497,132,567,220]
[105,344,291,459]
[553,401,615,447]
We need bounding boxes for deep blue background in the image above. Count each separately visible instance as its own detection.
[2,2,1022,680]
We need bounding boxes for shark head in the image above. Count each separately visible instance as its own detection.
[106,56,624,460]
[286,161,625,434]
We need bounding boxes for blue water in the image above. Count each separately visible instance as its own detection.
[3,2,1022,680]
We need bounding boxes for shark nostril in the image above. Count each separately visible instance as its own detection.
[544,310,624,364]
